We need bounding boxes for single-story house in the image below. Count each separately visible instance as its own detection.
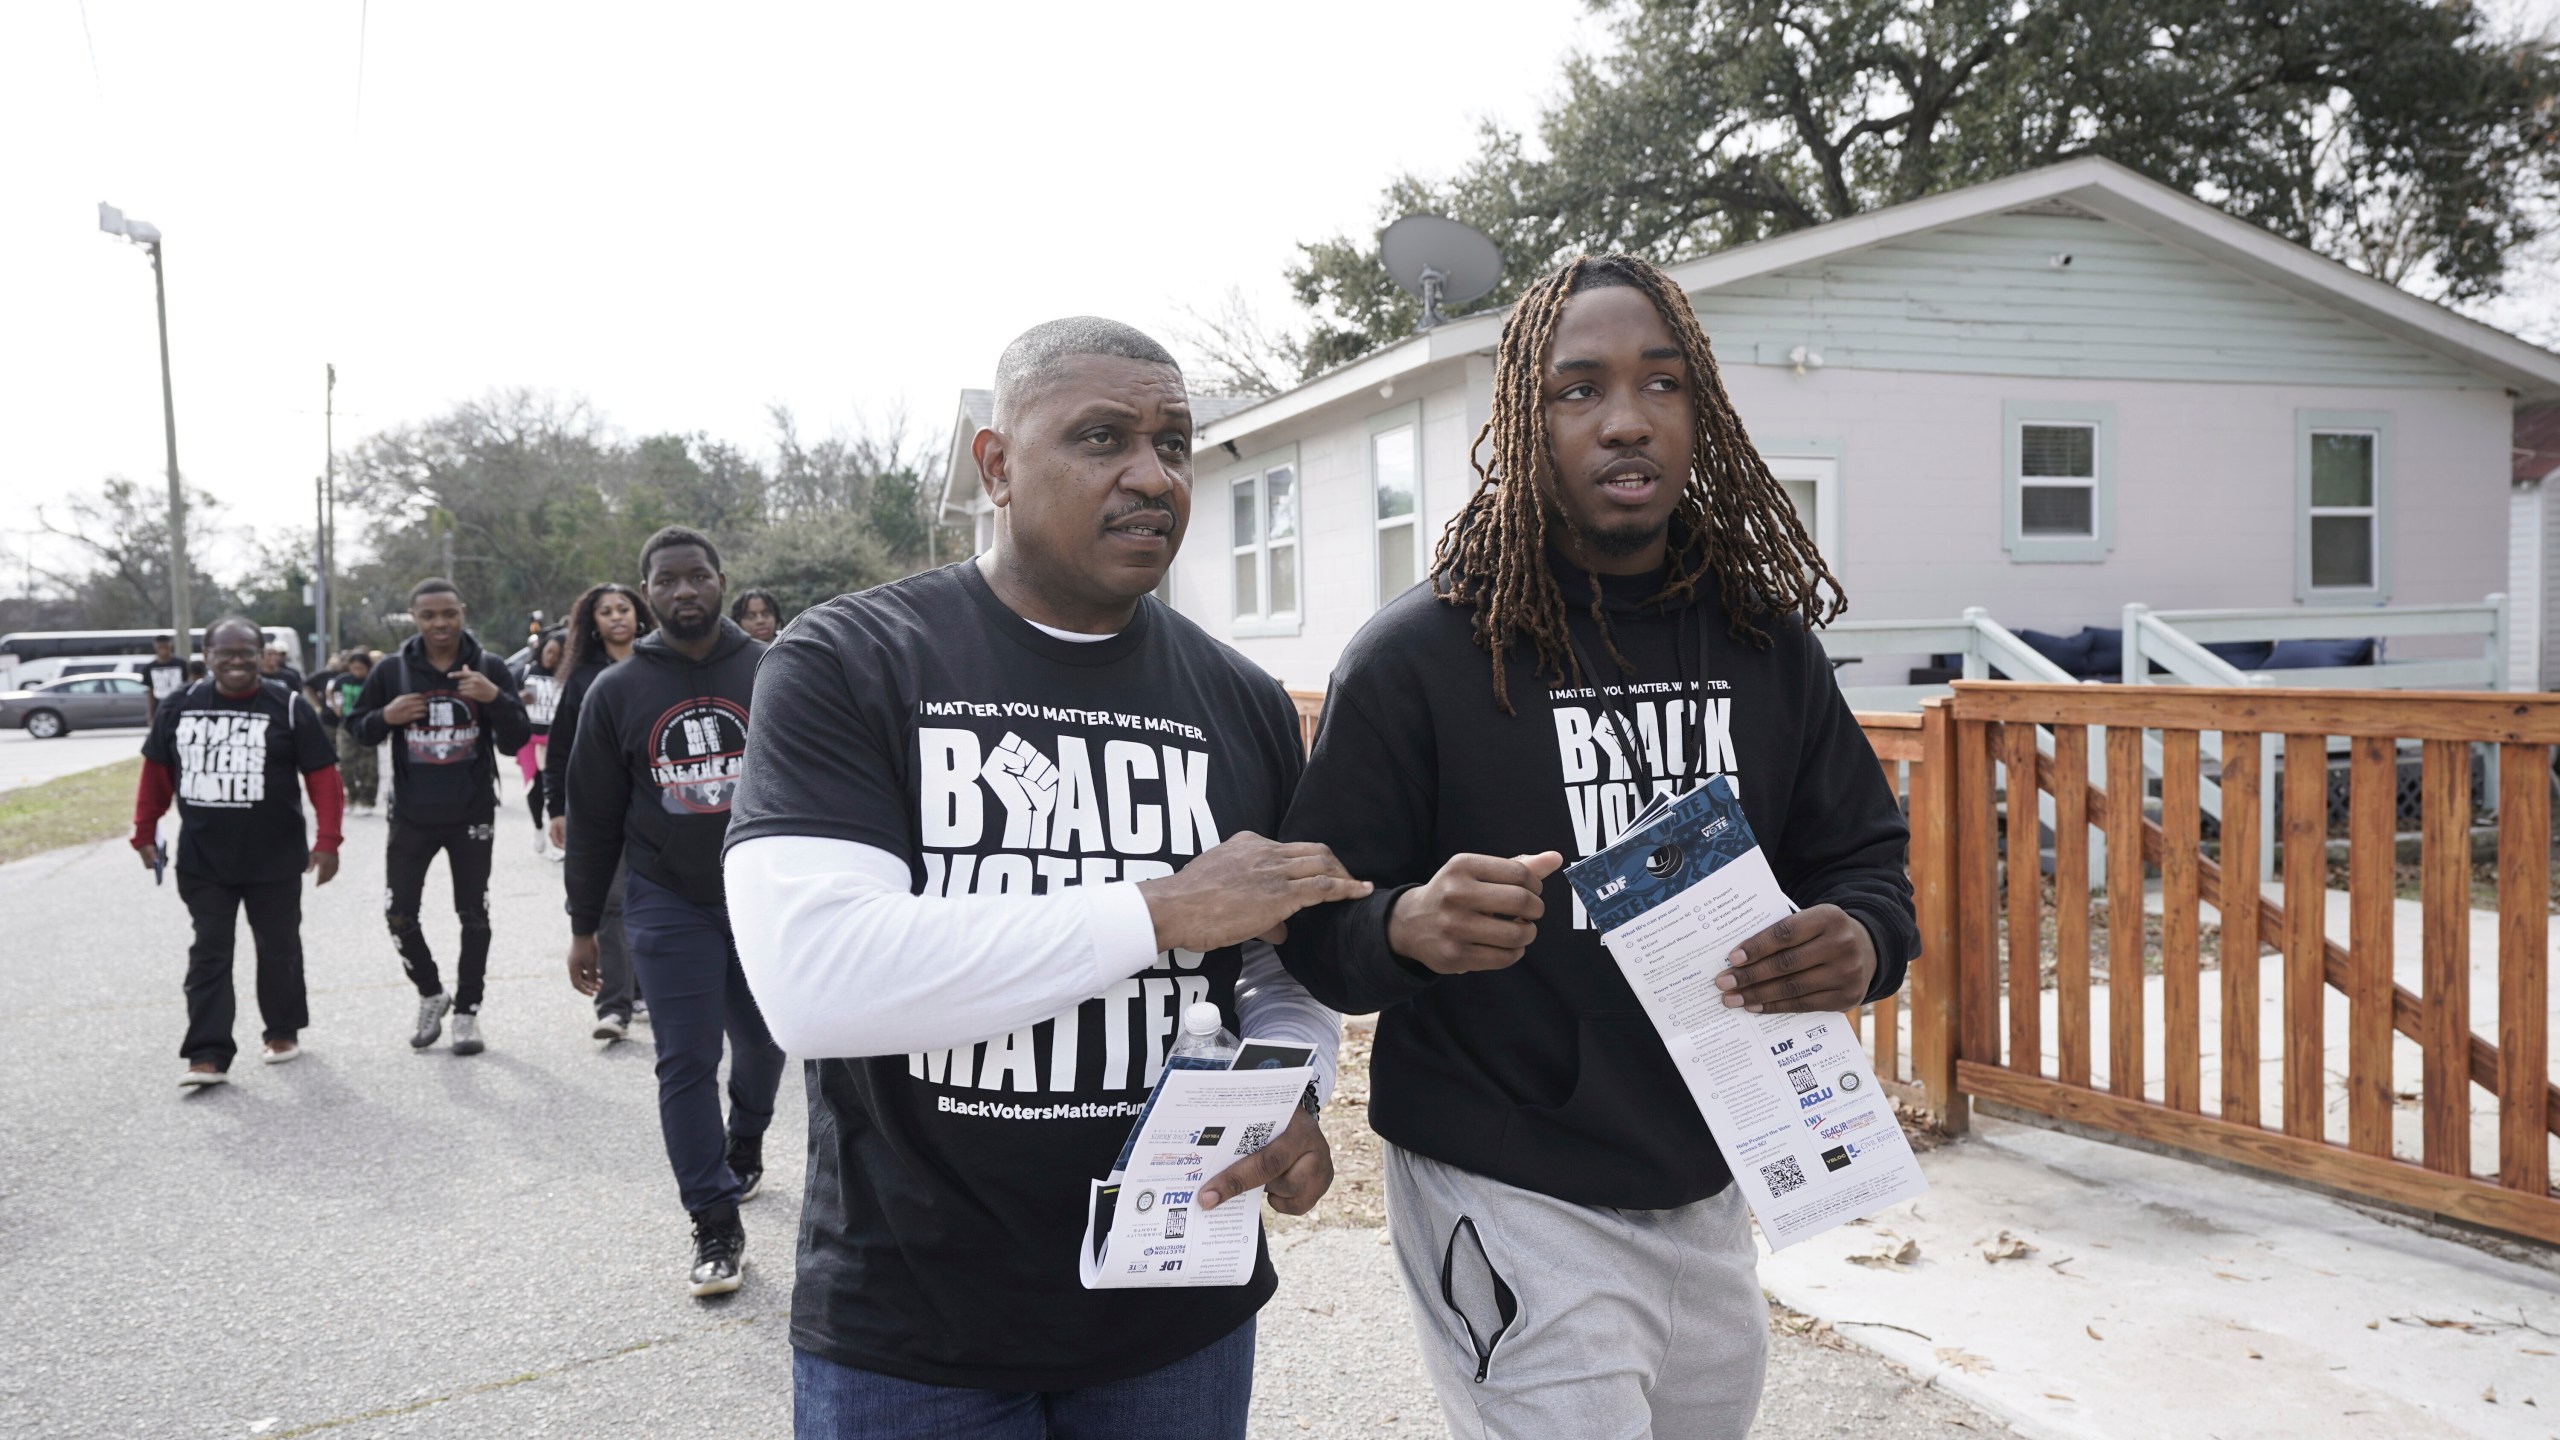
[941,156,2560,693]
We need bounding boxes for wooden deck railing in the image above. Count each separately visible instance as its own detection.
[1941,682,2557,1244]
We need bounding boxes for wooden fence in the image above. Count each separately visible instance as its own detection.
[1936,682,2557,1244]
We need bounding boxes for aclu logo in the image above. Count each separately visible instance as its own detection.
[1797,1086,1836,1110]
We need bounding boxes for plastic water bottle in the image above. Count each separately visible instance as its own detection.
[1165,1002,1239,1071]
[1111,1003,1237,1175]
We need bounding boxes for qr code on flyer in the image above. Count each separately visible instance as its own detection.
[1163,1207,1187,1239]
[1234,1120,1279,1157]
[1758,1155,1808,1198]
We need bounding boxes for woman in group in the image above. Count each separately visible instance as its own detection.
[546,584,656,1040]
[728,587,783,644]
[517,629,567,859]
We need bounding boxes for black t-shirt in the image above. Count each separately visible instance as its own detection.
[142,679,338,885]
[143,658,190,704]
[726,559,1306,1392]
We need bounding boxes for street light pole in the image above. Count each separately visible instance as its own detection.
[100,203,191,649]
[322,363,337,658]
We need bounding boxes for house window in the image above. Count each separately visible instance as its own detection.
[1371,412,1421,604]
[2296,409,2391,602]
[2308,432,2376,589]
[1230,458,1299,631]
[2018,424,2096,538]
[1760,448,1840,563]
[2002,401,2114,563]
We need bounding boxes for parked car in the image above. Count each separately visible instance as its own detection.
[0,674,152,738]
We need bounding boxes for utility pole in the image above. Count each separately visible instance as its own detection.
[322,363,337,656]
[100,203,190,649]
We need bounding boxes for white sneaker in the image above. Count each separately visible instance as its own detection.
[593,1013,630,1043]
[260,1041,302,1064]
[178,1067,228,1089]
[451,1011,485,1056]
[533,832,550,859]
[410,992,452,1049]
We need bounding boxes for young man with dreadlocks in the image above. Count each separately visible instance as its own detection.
[1280,254,1917,1439]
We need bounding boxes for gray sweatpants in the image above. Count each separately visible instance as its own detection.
[1384,1142,1768,1440]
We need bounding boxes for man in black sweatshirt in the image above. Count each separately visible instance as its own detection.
[348,578,531,1057]
[1280,255,1917,1440]
[564,526,784,1299]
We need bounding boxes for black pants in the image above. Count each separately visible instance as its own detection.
[178,872,309,1070]
[623,868,785,1214]
[385,817,495,1013]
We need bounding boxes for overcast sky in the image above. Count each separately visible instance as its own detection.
[0,1,1599,583]
[5,1,2555,593]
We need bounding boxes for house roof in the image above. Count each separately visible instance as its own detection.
[1199,155,2560,452]
[2519,401,2560,484]
[937,387,1266,515]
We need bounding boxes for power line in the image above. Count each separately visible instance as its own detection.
[352,0,370,139]
[74,0,106,112]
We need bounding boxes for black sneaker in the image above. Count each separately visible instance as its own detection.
[688,1205,745,1297]
[727,1134,765,1203]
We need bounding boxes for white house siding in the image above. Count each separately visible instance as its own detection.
[2512,483,2544,691]
[1174,362,1484,691]
[1698,210,2480,389]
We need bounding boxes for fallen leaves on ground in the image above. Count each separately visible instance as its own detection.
[1979,1231,2035,1263]
[2085,1325,2103,1341]
[1935,1347,1993,1374]
[1849,1234,1922,1269]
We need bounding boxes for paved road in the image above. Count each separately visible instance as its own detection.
[0,798,2001,1439]
[0,727,145,794]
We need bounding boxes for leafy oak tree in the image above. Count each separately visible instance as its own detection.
[1278,0,2560,372]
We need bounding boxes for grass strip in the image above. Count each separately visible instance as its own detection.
[0,758,140,867]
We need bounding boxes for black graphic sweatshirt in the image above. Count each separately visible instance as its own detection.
[563,621,762,932]
[1279,559,1916,1210]
[348,630,530,827]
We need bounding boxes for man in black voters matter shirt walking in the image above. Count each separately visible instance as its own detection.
[134,617,345,1088]
[564,526,784,1299]
[1280,255,1919,1440]
[348,578,530,1057]
[725,317,1367,1440]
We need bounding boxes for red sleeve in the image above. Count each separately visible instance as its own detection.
[133,759,174,850]
[304,764,345,854]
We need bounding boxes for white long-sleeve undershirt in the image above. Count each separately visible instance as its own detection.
[726,833,1339,1101]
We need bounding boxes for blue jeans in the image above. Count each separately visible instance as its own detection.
[620,867,787,1214]
[792,1317,1256,1439]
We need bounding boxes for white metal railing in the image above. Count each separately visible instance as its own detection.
[2124,595,2508,693]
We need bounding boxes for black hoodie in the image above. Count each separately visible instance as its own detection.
[563,619,762,933]
[347,629,530,826]
[1278,557,1916,1211]
[542,650,612,818]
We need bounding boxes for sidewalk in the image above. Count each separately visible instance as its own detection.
[1762,1112,2560,1439]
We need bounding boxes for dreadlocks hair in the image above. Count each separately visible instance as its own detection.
[1432,252,1847,713]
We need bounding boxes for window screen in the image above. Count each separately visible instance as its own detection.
[2020,485,2095,537]
[2020,424,2095,478]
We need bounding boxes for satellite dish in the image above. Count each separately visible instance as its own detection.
[1381,215,1501,332]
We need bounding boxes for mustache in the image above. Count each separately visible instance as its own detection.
[1102,500,1176,526]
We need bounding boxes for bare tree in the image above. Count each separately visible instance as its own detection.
[1168,287,1315,399]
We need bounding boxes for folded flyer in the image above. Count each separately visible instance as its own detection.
[1563,776,1925,1249]
[1078,1042,1315,1289]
